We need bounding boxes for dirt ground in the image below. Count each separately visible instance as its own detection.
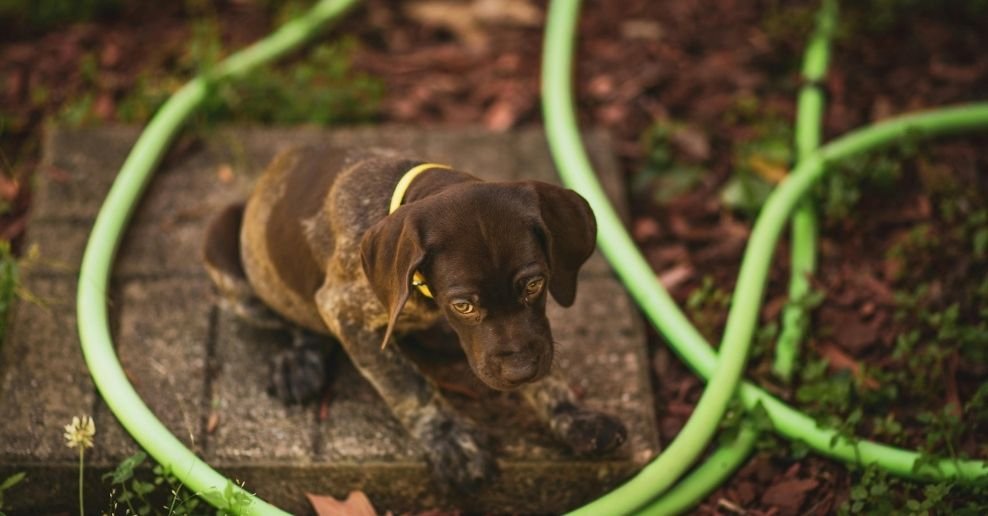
[2,0,987,514]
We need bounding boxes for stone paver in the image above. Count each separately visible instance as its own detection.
[93,278,213,464]
[0,276,93,463]
[208,314,316,462]
[0,125,658,514]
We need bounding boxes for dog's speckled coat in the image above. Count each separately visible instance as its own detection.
[203,144,627,490]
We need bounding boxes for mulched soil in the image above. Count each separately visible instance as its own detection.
[3,0,987,514]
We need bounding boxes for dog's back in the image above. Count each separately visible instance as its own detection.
[239,145,419,333]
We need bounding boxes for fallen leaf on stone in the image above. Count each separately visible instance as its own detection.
[319,389,333,421]
[206,412,220,434]
[307,491,376,516]
[483,98,519,131]
[217,164,235,183]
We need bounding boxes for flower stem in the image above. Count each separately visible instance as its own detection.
[78,447,85,516]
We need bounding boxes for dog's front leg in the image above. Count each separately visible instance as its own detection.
[316,285,496,491]
[521,371,628,456]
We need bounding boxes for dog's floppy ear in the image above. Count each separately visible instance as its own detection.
[529,182,597,307]
[360,208,426,349]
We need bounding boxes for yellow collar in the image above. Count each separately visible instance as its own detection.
[389,162,451,299]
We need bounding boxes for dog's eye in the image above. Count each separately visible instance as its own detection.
[451,301,475,315]
[525,276,545,296]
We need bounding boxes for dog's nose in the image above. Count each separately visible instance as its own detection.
[498,351,539,383]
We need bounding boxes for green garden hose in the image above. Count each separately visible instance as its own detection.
[642,423,760,515]
[75,0,988,514]
[543,0,988,514]
[772,0,836,381]
[76,1,357,514]
[644,2,838,511]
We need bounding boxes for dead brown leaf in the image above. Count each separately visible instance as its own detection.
[621,20,663,41]
[820,307,878,353]
[747,155,788,184]
[307,491,377,516]
[945,351,961,416]
[483,98,519,132]
[0,215,27,241]
[731,480,757,505]
[670,125,711,161]
[95,93,116,121]
[818,343,879,390]
[0,176,19,201]
[319,389,333,422]
[473,0,542,27]
[761,478,819,516]
[101,40,122,67]
[405,0,541,51]
[206,412,220,434]
[658,263,693,290]
[404,1,486,51]
[852,272,896,306]
[632,217,663,242]
[217,164,235,183]
[761,294,789,321]
[716,498,747,514]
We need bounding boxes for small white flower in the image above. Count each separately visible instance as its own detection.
[63,415,95,449]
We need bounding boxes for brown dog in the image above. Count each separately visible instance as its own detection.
[203,145,627,490]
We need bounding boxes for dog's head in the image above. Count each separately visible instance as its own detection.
[360,180,596,390]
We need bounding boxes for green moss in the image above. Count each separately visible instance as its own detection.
[816,141,915,223]
[0,0,122,33]
[0,241,17,344]
[202,40,384,126]
[721,112,792,217]
[760,2,818,46]
[838,0,988,37]
[633,120,707,205]
[63,12,382,128]
[840,465,988,515]
[115,33,383,127]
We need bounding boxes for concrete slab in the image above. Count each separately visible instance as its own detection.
[0,275,94,463]
[208,313,317,462]
[92,278,213,464]
[0,125,658,514]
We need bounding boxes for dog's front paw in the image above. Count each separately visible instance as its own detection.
[266,341,329,404]
[414,411,498,492]
[553,405,628,456]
